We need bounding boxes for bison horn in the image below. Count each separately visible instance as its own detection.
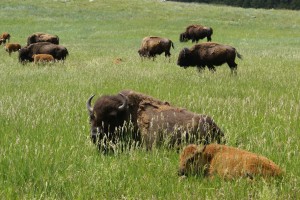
[86,95,95,115]
[118,93,128,110]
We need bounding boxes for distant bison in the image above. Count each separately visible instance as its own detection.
[32,54,55,64]
[177,42,242,74]
[0,32,11,44]
[19,42,68,63]
[180,25,213,43]
[178,144,283,180]
[5,43,21,56]
[138,36,174,60]
[87,90,224,152]
[27,32,59,46]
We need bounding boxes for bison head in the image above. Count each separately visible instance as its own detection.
[86,93,129,145]
[177,48,194,68]
[18,47,32,63]
[179,33,189,42]
[138,48,149,58]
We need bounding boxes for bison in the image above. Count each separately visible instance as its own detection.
[86,90,224,152]
[32,54,55,64]
[177,42,242,74]
[138,36,174,60]
[19,42,68,63]
[0,32,11,44]
[5,43,21,56]
[180,25,213,43]
[178,144,283,180]
[27,32,59,46]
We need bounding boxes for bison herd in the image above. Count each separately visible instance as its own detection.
[2,24,282,181]
[0,32,68,64]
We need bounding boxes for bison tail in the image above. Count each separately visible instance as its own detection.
[236,51,243,60]
[171,41,174,49]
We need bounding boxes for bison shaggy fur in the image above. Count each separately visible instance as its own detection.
[178,144,283,180]
[87,90,224,152]
[5,43,21,56]
[138,36,174,60]
[177,42,242,74]
[180,25,213,43]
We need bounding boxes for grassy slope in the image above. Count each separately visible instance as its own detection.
[0,0,299,199]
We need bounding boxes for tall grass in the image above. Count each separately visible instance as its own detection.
[0,0,299,199]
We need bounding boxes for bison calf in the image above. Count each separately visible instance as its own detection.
[5,43,21,56]
[178,144,283,180]
[0,32,10,44]
[32,54,55,64]
[138,36,174,60]
[177,42,242,74]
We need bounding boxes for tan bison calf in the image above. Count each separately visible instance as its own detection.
[0,32,11,44]
[5,43,21,56]
[32,54,55,64]
[178,144,283,180]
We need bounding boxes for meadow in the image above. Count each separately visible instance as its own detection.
[0,0,299,199]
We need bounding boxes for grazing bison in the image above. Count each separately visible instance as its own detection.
[0,32,10,44]
[178,144,283,180]
[86,90,224,152]
[5,43,21,56]
[27,32,59,46]
[32,54,55,64]
[177,42,242,74]
[180,25,213,43]
[138,36,174,60]
[19,42,68,63]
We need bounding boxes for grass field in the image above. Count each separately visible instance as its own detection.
[0,0,299,199]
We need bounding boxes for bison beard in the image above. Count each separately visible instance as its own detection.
[87,90,224,153]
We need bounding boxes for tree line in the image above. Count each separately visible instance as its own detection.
[167,0,300,10]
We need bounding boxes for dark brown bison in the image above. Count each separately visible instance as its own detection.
[27,32,59,46]
[5,43,21,56]
[86,90,224,152]
[178,144,283,180]
[138,36,174,60]
[180,25,213,43]
[177,42,242,74]
[19,42,68,63]
[0,32,10,44]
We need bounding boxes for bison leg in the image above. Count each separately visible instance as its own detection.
[197,66,205,73]
[207,65,216,73]
[228,62,238,75]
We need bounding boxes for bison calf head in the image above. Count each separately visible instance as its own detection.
[178,144,208,177]
[86,93,129,145]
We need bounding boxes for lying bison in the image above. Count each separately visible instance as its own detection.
[86,90,224,152]
[138,36,174,60]
[178,144,283,180]
[177,42,242,74]
[180,25,213,43]
[19,42,68,63]
[27,32,59,46]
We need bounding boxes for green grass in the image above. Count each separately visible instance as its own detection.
[0,0,299,199]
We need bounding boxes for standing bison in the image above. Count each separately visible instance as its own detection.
[180,25,213,43]
[178,144,283,180]
[177,42,242,74]
[27,32,59,46]
[0,32,11,44]
[86,90,224,152]
[138,36,174,60]
[19,42,68,63]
